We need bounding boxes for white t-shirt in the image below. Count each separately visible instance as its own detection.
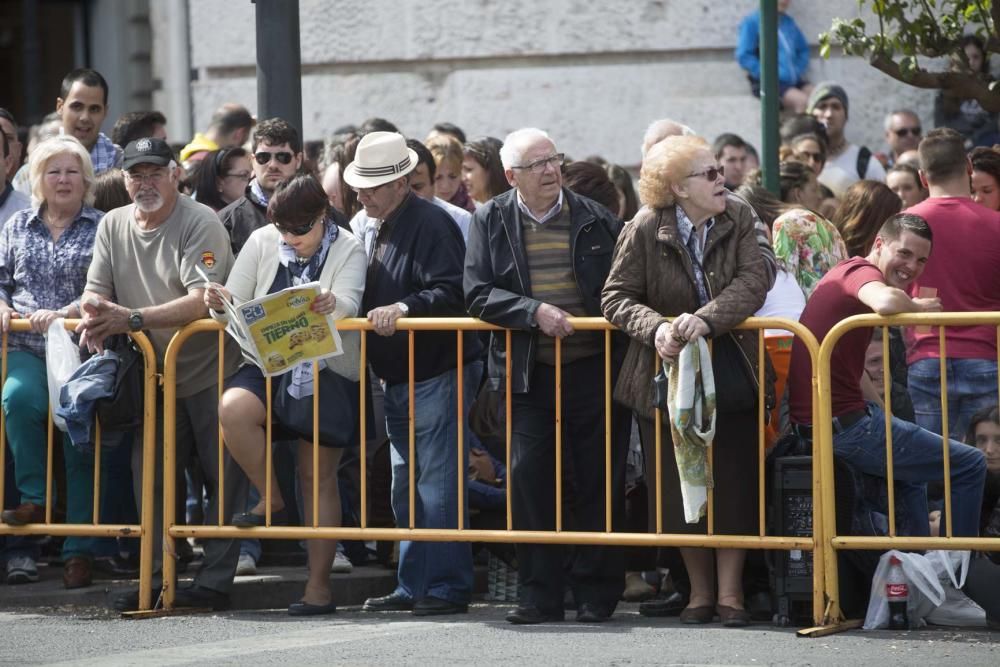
[818,143,886,197]
[755,269,806,337]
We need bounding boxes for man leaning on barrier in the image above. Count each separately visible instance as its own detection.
[465,128,629,624]
[786,212,987,537]
[344,131,483,617]
[75,137,244,611]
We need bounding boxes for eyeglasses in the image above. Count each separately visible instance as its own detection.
[222,171,252,181]
[254,151,294,165]
[352,181,392,196]
[273,217,321,236]
[893,127,922,138]
[686,166,725,181]
[795,150,825,164]
[124,169,169,185]
[511,153,564,174]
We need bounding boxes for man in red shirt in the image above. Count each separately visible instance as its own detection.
[905,128,1000,441]
[787,213,986,536]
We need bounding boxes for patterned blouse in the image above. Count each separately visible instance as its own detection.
[771,208,848,298]
[0,205,103,357]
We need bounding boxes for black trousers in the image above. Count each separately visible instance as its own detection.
[510,355,628,613]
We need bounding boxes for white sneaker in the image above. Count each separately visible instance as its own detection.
[235,553,257,576]
[331,550,353,573]
[6,555,39,584]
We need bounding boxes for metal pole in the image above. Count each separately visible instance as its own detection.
[759,0,780,195]
[254,0,303,137]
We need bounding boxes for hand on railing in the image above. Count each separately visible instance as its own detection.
[367,304,405,336]
[0,303,20,332]
[27,309,63,334]
[534,303,575,338]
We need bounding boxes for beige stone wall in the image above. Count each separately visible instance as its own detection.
[185,0,936,168]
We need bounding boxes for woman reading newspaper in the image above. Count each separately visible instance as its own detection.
[204,174,367,616]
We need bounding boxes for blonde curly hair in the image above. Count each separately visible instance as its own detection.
[638,135,710,209]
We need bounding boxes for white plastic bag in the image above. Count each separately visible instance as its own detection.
[924,550,987,627]
[863,549,944,630]
[45,318,81,432]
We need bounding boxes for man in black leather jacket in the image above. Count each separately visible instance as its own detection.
[465,128,629,624]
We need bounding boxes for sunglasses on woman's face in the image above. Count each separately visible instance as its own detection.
[254,151,294,165]
[273,218,318,236]
[687,165,725,182]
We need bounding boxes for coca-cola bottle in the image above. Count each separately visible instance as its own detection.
[886,555,909,630]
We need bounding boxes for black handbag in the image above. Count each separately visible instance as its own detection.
[95,334,145,432]
[711,332,761,414]
[272,367,360,448]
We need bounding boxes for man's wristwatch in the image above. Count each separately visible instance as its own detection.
[395,302,409,316]
[128,309,144,331]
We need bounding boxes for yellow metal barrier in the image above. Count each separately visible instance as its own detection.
[816,312,1000,629]
[161,316,824,621]
[0,321,158,611]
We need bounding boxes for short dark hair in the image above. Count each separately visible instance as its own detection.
[606,163,639,221]
[111,110,167,146]
[918,128,967,182]
[358,117,399,135]
[970,146,1000,190]
[407,138,436,182]
[60,68,109,105]
[966,404,1000,446]
[0,107,16,129]
[267,174,329,228]
[877,212,933,245]
[780,114,828,146]
[712,133,748,159]
[562,161,620,217]
[210,105,255,135]
[432,122,466,144]
[253,118,301,154]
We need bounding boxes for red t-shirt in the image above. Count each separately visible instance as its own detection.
[788,257,884,424]
[905,197,1000,363]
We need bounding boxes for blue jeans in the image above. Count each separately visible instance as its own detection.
[832,402,986,536]
[908,358,998,442]
[382,361,481,604]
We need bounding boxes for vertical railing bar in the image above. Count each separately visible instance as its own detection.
[92,419,102,525]
[456,330,464,531]
[604,329,612,533]
[408,329,415,530]
[939,327,953,538]
[359,330,368,529]
[312,359,319,528]
[758,329,766,536]
[654,348,663,535]
[217,330,225,525]
[265,375,272,527]
[555,336,562,532]
[883,326,897,538]
[505,329,513,531]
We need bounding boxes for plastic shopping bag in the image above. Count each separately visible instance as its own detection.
[45,318,82,432]
[863,549,944,630]
[924,550,987,627]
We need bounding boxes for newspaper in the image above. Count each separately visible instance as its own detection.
[201,271,343,376]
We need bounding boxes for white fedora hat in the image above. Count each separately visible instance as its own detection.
[343,131,418,189]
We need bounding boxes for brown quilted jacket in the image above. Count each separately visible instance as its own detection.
[601,199,772,420]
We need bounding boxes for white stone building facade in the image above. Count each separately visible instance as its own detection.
[155,0,935,169]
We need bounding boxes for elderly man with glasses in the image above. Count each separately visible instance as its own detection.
[464,127,630,624]
[344,131,483,617]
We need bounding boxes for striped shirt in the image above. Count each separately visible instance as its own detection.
[522,201,600,365]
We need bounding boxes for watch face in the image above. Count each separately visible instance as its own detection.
[129,312,143,330]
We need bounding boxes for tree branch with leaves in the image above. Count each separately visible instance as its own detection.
[820,0,1000,112]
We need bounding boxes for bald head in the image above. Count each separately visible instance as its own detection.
[641,118,695,161]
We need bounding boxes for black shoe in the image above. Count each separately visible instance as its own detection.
[173,584,231,611]
[576,602,612,623]
[505,605,564,624]
[412,596,468,616]
[231,509,287,528]
[362,591,414,612]
[288,599,338,616]
[639,591,687,617]
[112,587,162,612]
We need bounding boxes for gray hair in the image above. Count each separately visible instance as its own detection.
[29,135,96,207]
[641,118,695,159]
[499,128,553,170]
[883,109,920,133]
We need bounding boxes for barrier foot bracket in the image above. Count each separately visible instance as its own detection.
[796,618,862,638]
[121,607,214,620]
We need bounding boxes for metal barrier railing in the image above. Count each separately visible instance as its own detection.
[0,321,158,611]
[160,316,824,619]
[816,312,1000,628]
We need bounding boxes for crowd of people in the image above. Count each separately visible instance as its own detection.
[0,57,999,631]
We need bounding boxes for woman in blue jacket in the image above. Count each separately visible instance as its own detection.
[735,0,813,113]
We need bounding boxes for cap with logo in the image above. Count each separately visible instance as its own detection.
[122,137,175,171]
